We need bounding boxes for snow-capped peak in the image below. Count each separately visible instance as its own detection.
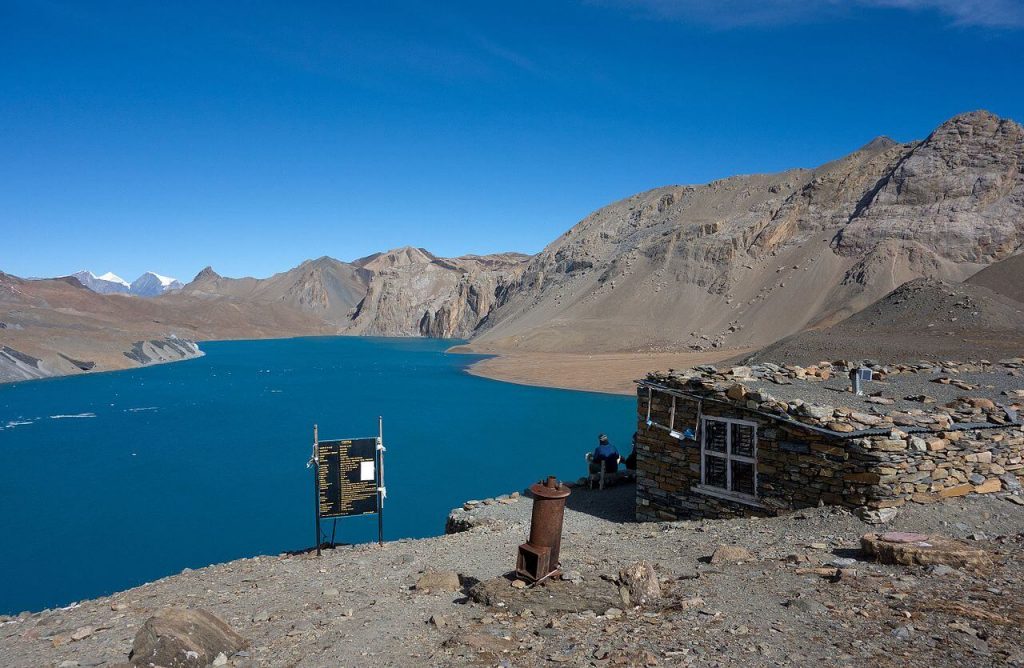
[129,272,184,297]
[70,269,183,297]
[71,270,131,294]
[95,271,130,287]
[144,272,179,287]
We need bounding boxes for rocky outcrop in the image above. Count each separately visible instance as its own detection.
[123,337,202,366]
[345,250,527,338]
[0,346,48,383]
[836,112,1024,263]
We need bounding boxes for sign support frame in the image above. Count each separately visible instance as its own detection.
[313,424,321,557]
[376,415,385,546]
[311,419,387,554]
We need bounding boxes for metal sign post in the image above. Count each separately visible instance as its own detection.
[313,424,321,556]
[310,418,387,554]
[376,415,386,546]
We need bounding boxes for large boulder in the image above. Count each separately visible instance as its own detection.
[129,608,247,668]
[861,532,991,571]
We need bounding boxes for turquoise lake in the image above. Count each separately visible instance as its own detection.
[0,337,635,614]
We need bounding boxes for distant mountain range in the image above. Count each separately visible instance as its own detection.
[2,110,1022,382]
[70,271,184,297]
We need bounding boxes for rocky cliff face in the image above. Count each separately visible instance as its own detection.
[345,249,528,338]
[471,111,1024,354]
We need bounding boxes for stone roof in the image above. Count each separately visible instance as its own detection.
[641,358,1024,438]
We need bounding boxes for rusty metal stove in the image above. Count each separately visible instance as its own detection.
[516,476,571,583]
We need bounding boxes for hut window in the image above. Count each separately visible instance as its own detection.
[699,416,758,499]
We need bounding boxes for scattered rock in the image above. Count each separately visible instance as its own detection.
[892,625,915,641]
[710,545,754,564]
[784,598,827,615]
[70,626,94,641]
[604,607,623,619]
[560,569,583,583]
[618,561,661,606]
[857,506,899,524]
[926,564,959,576]
[414,571,461,592]
[129,608,248,668]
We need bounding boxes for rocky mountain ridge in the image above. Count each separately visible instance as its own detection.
[469,111,1023,354]
[70,270,184,297]
[3,110,1022,383]
[181,247,530,338]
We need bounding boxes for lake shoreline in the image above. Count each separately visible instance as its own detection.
[452,347,755,395]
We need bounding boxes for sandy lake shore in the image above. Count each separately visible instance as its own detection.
[457,348,755,395]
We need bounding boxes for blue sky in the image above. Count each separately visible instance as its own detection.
[2,1,1022,281]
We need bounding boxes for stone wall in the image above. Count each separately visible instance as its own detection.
[635,385,1023,522]
[844,428,1023,508]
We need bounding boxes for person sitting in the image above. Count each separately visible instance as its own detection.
[591,433,620,474]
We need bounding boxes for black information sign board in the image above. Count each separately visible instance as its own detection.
[317,438,379,518]
[310,419,387,555]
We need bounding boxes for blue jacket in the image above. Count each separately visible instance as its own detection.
[593,443,619,462]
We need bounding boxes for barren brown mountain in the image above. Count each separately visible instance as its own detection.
[468,111,1023,355]
[3,111,1022,384]
[0,249,528,382]
[747,277,1024,365]
[0,272,331,382]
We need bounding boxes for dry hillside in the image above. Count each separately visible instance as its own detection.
[748,277,1024,364]
[964,252,1024,302]
[469,111,1024,355]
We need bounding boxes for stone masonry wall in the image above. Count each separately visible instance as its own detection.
[636,386,1023,522]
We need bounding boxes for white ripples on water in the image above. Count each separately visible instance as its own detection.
[49,413,96,420]
[2,419,37,430]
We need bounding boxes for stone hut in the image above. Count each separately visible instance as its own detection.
[634,359,1024,521]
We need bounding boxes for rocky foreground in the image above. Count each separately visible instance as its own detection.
[2,484,1023,667]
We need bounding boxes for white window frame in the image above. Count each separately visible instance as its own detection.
[697,416,759,504]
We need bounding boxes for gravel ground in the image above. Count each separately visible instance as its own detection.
[2,483,1023,667]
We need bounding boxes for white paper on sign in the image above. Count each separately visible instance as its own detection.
[360,461,375,482]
